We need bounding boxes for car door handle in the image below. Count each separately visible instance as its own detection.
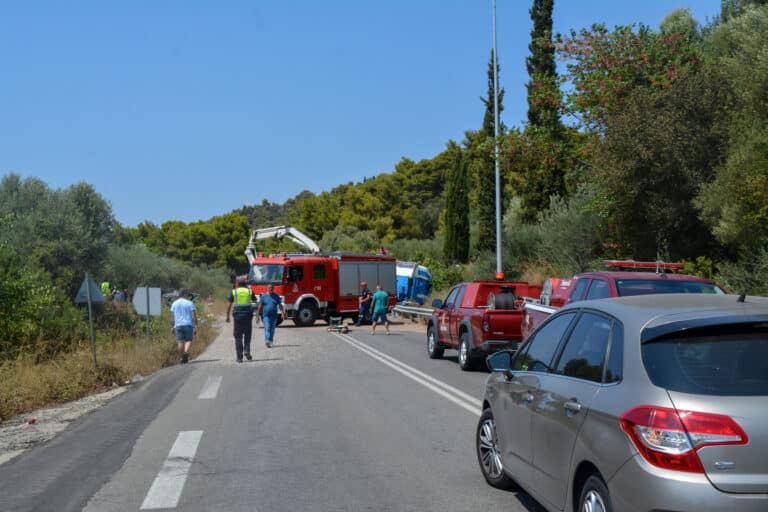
[522,393,534,402]
[564,400,582,413]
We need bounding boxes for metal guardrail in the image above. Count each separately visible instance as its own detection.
[393,304,433,320]
[393,298,546,321]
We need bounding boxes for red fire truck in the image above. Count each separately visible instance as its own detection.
[242,226,397,326]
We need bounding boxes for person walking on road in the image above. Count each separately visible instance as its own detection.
[356,281,372,327]
[256,284,285,348]
[226,277,256,362]
[170,288,198,364]
[370,284,390,335]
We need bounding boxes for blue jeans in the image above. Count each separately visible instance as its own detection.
[357,304,370,326]
[263,314,277,342]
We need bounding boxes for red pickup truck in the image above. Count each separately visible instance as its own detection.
[427,280,542,371]
[522,260,727,340]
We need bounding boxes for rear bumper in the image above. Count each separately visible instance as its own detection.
[480,340,520,354]
[609,454,768,511]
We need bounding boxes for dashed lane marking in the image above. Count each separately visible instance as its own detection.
[198,376,222,400]
[140,430,203,510]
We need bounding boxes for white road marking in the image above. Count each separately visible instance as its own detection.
[336,333,482,416]
[198,376,222,399]
[140,430,204,510]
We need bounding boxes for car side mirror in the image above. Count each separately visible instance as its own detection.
[431,299,443,308]
[486,351,513,373]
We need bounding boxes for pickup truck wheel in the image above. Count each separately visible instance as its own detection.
[476,408,515,490]
[458,332,476,371]
[293,302,317,327]
[427,325,444,359]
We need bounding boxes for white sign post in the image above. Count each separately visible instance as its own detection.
[133,287,161,342]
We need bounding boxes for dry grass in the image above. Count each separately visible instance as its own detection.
[0,304,220,422]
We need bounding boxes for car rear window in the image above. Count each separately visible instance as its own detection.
[642,324,768,396]
[616,279,724,296]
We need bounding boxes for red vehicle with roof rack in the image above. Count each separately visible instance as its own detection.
[521,260,727,340]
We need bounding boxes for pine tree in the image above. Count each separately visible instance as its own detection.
[443,147,470,264]
[474,50,504,253]
[521,0,566,221]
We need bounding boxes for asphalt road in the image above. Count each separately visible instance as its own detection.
[0,318,545,512]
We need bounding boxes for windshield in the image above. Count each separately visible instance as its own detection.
[615,278,725,296]
[249,264,285,285]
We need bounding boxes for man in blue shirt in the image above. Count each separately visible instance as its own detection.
[170,289,198,364]
[256,284,285,348]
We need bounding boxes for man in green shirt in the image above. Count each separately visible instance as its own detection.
[370,284,390,335]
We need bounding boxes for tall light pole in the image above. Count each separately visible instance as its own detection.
[492,0,502,275]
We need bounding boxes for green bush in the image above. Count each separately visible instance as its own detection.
[532,184,607,276]
[716,248,768,296]
[681,256,716,278]
[388,237,443,263]
[419,256,465,293]
[105,243,230,298]
[0,264,83,358]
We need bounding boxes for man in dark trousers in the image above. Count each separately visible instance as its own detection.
[226,277,255,362]
[356,281,372,327]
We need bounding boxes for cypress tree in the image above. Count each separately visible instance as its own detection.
[526,0,558,130]
[475,50,505,253]
[443,148,470,264]
[522,0,566,221]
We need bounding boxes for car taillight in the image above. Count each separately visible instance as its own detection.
[620,406,748,473]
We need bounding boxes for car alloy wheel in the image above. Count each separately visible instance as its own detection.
[579,475,612,512]
[582,489,607,512]
[478,416,503,479]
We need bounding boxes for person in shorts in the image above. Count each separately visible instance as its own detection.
[171,288,198,364]
[370,284,390,335]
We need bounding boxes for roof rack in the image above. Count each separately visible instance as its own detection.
[604,260,684,274]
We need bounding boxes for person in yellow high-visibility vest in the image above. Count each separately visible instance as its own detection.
[226,277,255,362]
[100,280,111,297]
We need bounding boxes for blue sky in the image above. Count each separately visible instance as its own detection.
[0,1,721,227]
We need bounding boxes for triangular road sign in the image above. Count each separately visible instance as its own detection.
[75,275,105,304]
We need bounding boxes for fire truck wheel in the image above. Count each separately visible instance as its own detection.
[293,302,317,327]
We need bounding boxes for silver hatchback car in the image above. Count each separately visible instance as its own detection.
[476,294,768,512]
